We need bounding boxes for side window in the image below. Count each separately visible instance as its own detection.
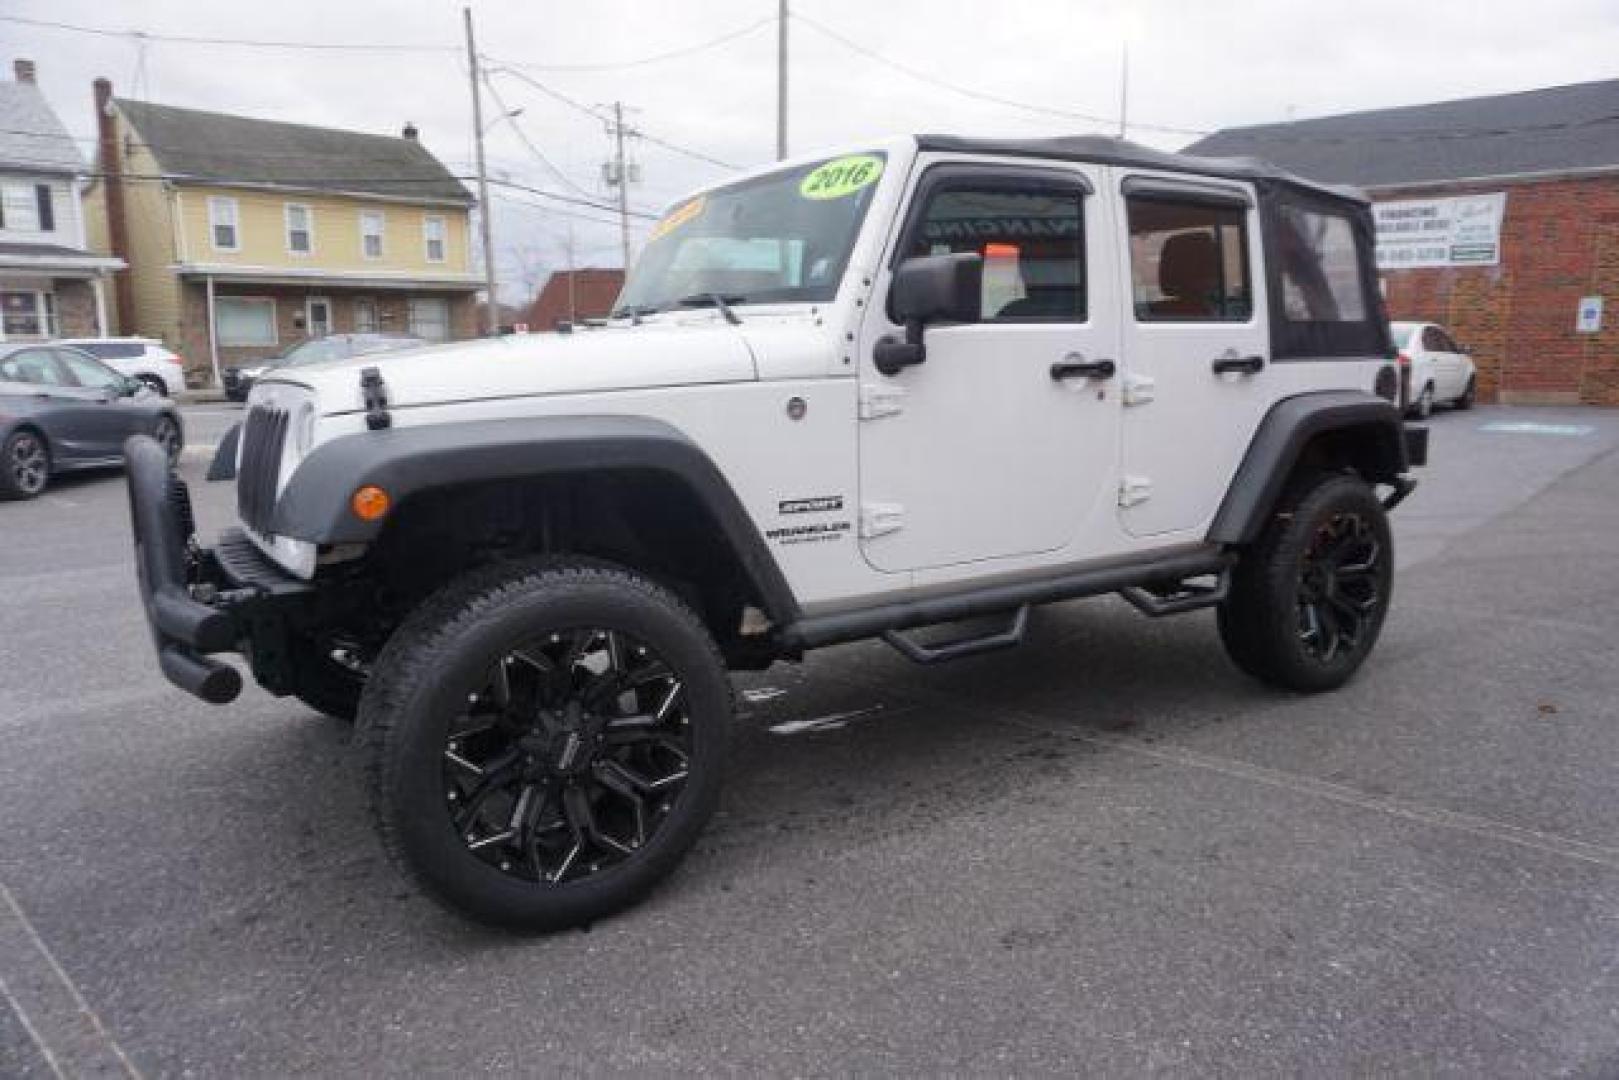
[1275,206,1368,323]
[1436,329,1460,353]
[55,350,123,390]
[1421,326,1446,352]
[903,183,1086,322]
[1127,196,1251,321]
[1,349,63,385]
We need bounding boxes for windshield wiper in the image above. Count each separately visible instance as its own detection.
[677,293,744,325]
[607,303,658,324]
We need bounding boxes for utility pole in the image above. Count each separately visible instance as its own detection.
[612,101,631,272]
[565,224,577,323]
[1118,40,1129,140]
[464,7,498,334]
[776,0,789,160]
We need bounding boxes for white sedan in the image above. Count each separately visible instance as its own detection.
[1391,321,1477,418]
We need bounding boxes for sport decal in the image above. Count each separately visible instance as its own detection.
[648,196,706,242]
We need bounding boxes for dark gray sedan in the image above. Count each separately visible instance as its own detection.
[1,343,182,500]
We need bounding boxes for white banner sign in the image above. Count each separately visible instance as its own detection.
[1374,192,1507,269]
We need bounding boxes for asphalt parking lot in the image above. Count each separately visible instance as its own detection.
[4,403,1619,1076]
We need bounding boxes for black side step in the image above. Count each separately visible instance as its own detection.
[1118,570,1229,618]
[883,605,1030,665]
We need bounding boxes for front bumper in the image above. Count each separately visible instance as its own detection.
[124,435,308,703]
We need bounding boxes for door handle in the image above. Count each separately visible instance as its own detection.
[1212,354,1265,375]
[1050,358,1116,381]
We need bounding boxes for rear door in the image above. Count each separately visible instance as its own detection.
[1116,176,1269,537]
[52,348,140,458]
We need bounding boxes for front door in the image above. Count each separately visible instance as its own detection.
[857,159,1120,574]
[306,297,332,338]
[1116,177,1270,537]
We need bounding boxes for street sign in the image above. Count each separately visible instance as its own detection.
[1576,296,1603,334]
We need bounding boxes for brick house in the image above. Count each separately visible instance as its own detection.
[83,80,480,387]
[526,268,625,329]
[0,59,122,342]
[1187,79,1619,405]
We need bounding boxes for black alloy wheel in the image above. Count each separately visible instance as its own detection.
[444,627,693,885]
[1295,510,1384,664]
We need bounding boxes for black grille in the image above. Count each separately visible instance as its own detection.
[237,405,288,535]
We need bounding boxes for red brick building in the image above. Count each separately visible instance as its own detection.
[526,268,624,330]
[1189,80,1619,405]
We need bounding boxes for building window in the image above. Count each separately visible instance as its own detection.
[354,297,378,332]
[35,186,54,232]
[408,297,450,341]
[209,197,240,252]
[0,184,40,232]
[1,290,54,338]
[424,215,446,263]
[215,297,277,346]
[285,203,313,255]
[360,210,385,259]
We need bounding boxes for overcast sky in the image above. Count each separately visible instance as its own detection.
[10,0,1619,303]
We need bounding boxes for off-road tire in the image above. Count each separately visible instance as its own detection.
[1218,472,1393,693]
[1,428,49,500]
[357,558,731,931]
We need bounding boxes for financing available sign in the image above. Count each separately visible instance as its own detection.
[1374,192,1507,269]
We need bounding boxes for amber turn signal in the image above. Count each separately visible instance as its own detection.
[350,485,391,521]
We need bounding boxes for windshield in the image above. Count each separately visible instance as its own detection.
[615,152,887,314]
[277,337,356,367]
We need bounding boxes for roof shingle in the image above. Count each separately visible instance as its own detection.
[1183,79,1619,189]
[0,80,84,173]
[116,99,471,203]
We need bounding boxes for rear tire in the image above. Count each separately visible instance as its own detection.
[358,559,731,931]
[1,429,49,500]
[1456,376,1476,410]
[1218,473,1394,693]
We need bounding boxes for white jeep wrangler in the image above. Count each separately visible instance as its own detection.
[125,134,1426,930]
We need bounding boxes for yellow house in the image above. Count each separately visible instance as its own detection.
[84,79,479,386]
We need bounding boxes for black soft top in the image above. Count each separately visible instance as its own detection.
[915,134,1368,206]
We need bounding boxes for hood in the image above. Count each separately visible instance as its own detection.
[260,318,761,415]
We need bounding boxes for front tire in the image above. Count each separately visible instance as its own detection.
[1,429,49,500]
[1456,376,1476,410]
[1218,473,1394,693]
[358,559,731,931]
[1410,383,1434,419]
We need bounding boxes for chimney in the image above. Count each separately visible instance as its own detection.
[401,121,419,141]
[14,59,36,84]
[93,77,133,334]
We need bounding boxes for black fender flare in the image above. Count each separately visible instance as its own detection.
[1207,390,1414,545]
[268,414,801,623]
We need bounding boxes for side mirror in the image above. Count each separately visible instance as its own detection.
[875,253,983,376]
[123,376,144,396]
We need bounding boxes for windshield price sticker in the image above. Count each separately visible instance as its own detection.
[650,196,706,242]
[799,154,884,200]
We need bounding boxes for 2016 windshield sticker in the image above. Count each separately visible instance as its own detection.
[799,155,884,200]
[649,196,705,242]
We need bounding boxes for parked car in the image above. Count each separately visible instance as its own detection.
[1390,321,1477,417]
[223,333,424,401]
[123,134,1425,931]
[56,337,186,398]
[0,343,182,500]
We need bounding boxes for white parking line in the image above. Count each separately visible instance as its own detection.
[0,883,142,1078]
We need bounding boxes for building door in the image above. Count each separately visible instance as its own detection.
[856,159,1121,573]
[409,297,450,341]
[1116,177,1270,538]
[306,297,332,337]
[354,297,378,333]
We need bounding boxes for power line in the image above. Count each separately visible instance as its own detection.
[790,12,1211,138]
[0,13,455,53]
[485,65,740,171]
[480,74,596,198]
[491,17,774,73]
